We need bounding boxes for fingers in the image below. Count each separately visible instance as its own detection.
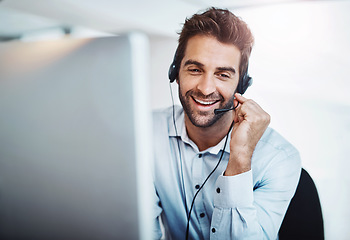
[233,94,271,125]
[233,93,247,123]
[234,93,248,103]
[233,93,245,123]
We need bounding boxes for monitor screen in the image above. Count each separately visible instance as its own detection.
[0,34,153,240]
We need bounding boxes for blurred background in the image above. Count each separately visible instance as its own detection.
[1,0,349,239]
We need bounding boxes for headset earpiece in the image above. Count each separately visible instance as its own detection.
[168,50,179,83]
[236,67,253,94]
[168,62,177,83]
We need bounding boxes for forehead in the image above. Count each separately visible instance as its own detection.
[182,35,241,68]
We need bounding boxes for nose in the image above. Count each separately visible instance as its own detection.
[197,73,216,96]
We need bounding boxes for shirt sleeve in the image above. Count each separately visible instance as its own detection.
[210,152,301,240]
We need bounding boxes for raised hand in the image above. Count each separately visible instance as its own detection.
[225,93,270,176]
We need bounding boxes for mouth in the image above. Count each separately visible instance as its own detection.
[191,96,220,109]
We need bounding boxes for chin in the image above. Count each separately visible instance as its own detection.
[187,112,223,128]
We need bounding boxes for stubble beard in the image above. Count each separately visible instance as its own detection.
[179,87,235,128]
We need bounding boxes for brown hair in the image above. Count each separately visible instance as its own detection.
[176,7,254,79]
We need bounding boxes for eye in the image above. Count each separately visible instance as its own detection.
[188,68,202,74]
[216,72,231,79]
[220,73,230,78]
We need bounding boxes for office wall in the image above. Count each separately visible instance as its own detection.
[149,35,178,109]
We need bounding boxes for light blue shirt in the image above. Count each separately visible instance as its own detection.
[152,106,301,240]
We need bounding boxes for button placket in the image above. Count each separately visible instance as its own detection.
[192,152,210,235]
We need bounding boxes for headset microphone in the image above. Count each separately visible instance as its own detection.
[214,98,240,115]
[214,107,235,115]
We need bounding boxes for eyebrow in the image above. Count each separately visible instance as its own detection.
[184,60,204,68]
[184,60,236,74]
[217,67,236,74]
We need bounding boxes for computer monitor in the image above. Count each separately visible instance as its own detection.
[0,34,153,240]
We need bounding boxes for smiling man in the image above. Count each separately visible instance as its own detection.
[152,7,301,240]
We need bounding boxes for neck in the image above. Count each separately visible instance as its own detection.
[185,113,233,152]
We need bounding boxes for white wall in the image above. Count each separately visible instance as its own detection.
[149,1,350,239]
[149,35,179,109]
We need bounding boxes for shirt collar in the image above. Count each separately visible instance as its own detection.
[168,105,231,155]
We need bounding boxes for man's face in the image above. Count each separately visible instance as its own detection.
[178,35,241,128]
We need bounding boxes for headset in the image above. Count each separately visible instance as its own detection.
[168,48,253,94]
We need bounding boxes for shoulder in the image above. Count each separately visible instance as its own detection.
[152,105,184,136]
[252,127,301,189]
[252,127,301,175]
[152,105,183,127]
[257,127,300,158]
[152,106,172,121]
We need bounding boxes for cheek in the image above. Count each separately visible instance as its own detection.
[178,76,196,94]
[178,80,190,98]
[217,81,237,98]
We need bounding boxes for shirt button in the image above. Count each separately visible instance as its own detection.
[216,187,221,193]
[195,184,200,189]
[211,228,216,233]
[200,213,205,218]
[198,153,202,158]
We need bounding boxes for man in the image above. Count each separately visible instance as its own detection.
[152,7,301,240]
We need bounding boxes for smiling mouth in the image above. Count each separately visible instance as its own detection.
[192,97,220,106]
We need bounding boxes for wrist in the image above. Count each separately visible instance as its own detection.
[224,155,251,176]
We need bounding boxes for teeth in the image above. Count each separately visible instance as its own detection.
[195,98,216,105]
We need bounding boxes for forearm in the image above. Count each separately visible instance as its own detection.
[224,153,252,176]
